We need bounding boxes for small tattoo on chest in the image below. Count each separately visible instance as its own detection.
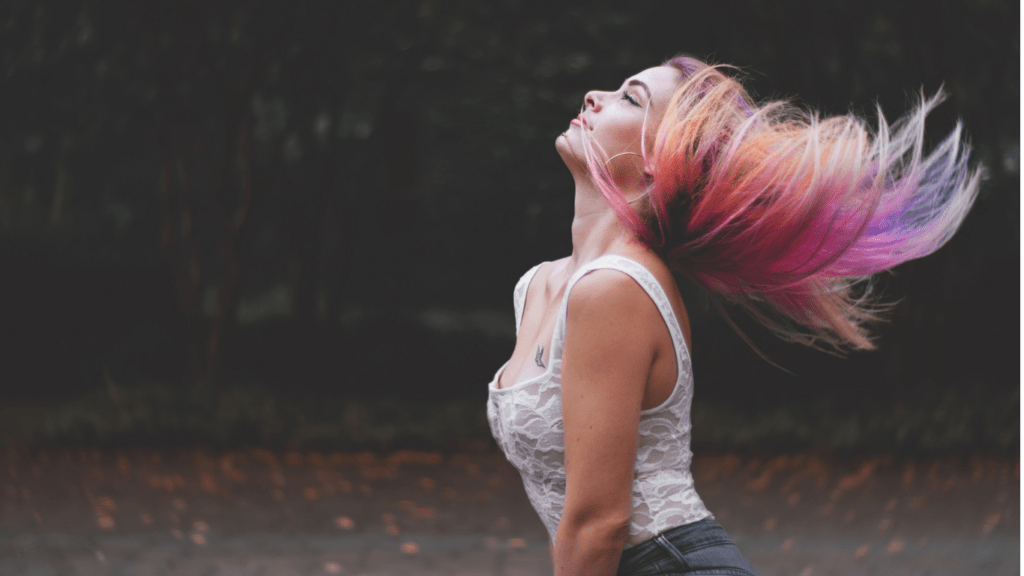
[535,346,545,368]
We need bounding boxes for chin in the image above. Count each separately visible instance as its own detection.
[555,132,585,172]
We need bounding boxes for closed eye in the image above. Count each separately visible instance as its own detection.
[622,92,640,107]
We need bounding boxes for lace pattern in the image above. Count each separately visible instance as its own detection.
[487,255,712,549]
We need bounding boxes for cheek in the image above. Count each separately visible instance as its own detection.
[595,122,649,183]
[598,119,645,156]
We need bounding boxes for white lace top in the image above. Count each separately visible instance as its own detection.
[486,255,712,549]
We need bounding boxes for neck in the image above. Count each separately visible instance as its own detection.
[565,178,640,271]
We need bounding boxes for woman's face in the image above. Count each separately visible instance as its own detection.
[557,65,683,186]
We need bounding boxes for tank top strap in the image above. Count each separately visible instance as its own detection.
[512,262,545,336]
[551,255,689,376]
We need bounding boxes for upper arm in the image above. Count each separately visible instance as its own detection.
[559,269,661,531]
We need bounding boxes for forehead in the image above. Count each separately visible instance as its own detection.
[625,66,683,102]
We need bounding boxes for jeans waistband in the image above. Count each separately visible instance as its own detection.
[617,518,733,575]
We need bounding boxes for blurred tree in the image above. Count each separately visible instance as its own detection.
[0,0,1014,416]
[140,3,260,391]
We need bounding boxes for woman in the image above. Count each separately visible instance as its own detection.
[485,56,979,576]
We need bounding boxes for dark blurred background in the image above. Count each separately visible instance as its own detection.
[0,0,1017,456]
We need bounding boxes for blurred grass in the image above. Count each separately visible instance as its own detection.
[1,372,1016,457]
[691,385,1019,456]
[0,371,493,453]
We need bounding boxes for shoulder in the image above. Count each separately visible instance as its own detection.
[567,251,670,310]
[519,257,568,287]
[569,267,644,306]
[514,260,550,298]
[566,266,662,333]
[517,261,545,285]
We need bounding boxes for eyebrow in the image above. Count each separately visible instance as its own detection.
[627,79,652,102]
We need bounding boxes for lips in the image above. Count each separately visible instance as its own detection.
[571,114,586,127]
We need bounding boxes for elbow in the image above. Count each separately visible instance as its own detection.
[560,507,632,547]
[552,509,632,575]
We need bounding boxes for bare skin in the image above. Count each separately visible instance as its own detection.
[495,229,692,412]
[497,65,691,398]
[496,66,694,576]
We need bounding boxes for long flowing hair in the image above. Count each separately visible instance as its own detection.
[582,56,981,352]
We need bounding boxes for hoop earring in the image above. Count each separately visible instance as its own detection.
[606,151,645,163]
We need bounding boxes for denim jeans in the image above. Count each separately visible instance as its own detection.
[616,518,757,576]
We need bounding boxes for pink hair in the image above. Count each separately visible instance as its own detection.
[584,56,981,351]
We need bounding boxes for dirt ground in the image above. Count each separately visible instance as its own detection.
[0,447,1018,575]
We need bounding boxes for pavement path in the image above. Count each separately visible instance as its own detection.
[0,448,1018,575]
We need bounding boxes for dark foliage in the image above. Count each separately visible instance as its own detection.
[0,0,1017,453]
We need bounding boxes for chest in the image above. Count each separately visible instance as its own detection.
[498,277,565,390]
[497,257,690,410]
[487,376,567,478]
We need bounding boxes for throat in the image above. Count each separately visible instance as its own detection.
[569,209,639,268]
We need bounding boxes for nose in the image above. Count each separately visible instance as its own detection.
[584,90,606,111]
